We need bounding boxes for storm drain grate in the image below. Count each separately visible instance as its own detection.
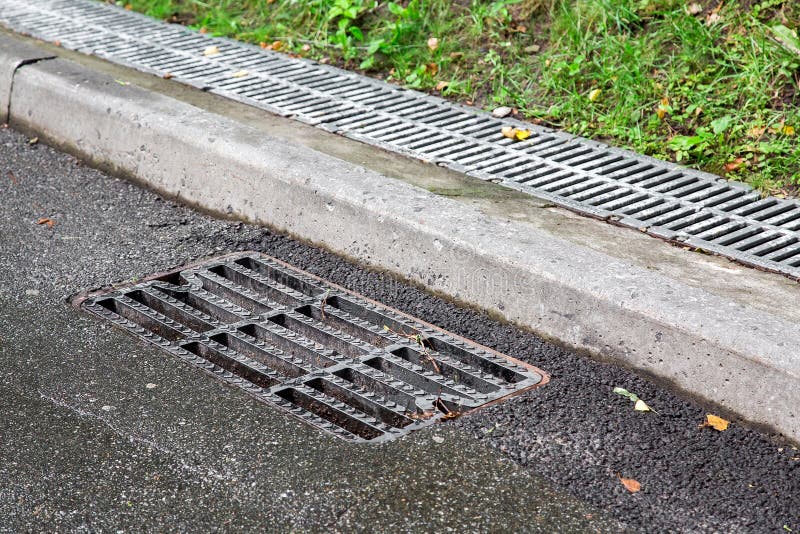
[77,253,546,442]
[4,0,800,278]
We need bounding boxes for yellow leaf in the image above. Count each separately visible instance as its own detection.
[588,88,602,102]
[634,399,651,412]
[783,125,795,136]
[427,37,439,52]
[231,70,249,78]
[618,475,641,493]
[501,126,516,139]
[700,414,730,431]
[514,129,532,141]
[203,46,220,57]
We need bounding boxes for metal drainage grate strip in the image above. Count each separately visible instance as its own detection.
[3,0,800,278]
[77,253,546,442]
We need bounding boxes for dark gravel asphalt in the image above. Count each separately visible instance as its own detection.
[1,125,798,533]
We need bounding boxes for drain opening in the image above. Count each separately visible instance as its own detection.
[79,253,546,442]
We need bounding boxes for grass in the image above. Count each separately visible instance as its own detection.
[119,0,800,194]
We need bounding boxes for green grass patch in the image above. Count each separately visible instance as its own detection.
[120,0,800,194]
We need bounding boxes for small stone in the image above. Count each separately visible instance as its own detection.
[524,44,541,53]
[25,289,40,296]
[432,435,444,443]
[492,106,512,118]
[101,405,114,412]
[146,383,157,389]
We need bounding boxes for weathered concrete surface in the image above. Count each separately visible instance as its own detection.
[0,33,53,122]
[5,44,800,441]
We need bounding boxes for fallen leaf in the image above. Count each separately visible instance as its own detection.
[514,129,531,141]
[618,475,641,493]
[426,63,439,76]
[656,97,670,120]
[203,45,220,57]
[524,44,540,53]
[700,414,730,431]
[748,125,766,138]
[36,217,55,228]
[162,72,173,80]
[687,2,702,15]
[435,80,449,91]
[773,25,800,56]
[53,40,61,47]
[427,37,439,52]
[492,106,513,118]
[230,70,249,78]
[782,125,795,136]
[725,158,745,172]
[588,88,602,102]
[199,27,208,34]
[501,126,516,139]
[124,4,132,10]
[634,399,651,412]
[302,44,311,52]
[706,12,720,26]
[613,387,639,402]
[28,137,39,145]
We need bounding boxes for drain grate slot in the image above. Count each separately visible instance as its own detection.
[79,253,545,442]
[304,377,415,429]
[97,297,187,341]
[182,341,281,389]
[275,387,384,440]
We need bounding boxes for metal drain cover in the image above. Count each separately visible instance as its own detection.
[76,253,546,442]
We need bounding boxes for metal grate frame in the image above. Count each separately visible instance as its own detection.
[76,253,546,443]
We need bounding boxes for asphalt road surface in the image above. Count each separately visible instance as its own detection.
[1,126,798,532]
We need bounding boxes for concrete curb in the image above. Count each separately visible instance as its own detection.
[0,35,53,122]
[4,35,799,441]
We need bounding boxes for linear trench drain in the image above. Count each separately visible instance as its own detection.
[78,253,546,442]
[5,1,800,278]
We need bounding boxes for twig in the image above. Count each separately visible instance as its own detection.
[320,289,330,320]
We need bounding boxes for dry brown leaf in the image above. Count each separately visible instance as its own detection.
[163,72,173,80]
[435,81,449,91]
[36,217,55,228]
[199,27,208,34]
[427,37,439,52]
[53,40,61,47]
[700,414,730,431]
[426,63,439,76]
[618,475,641,493]
[203,45,220,57]
[725,158,745,172]
[302,44,311,52]
[501,126,516,139]
[687,2,703,15]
